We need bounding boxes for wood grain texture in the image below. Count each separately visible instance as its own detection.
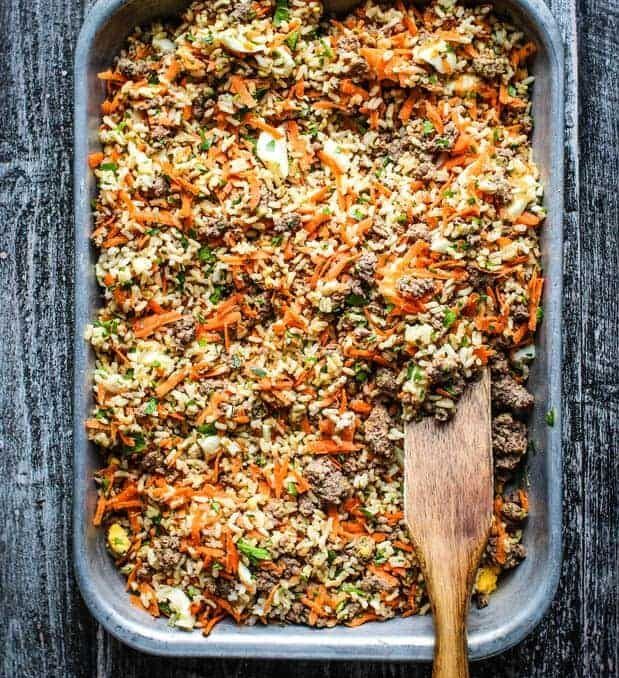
[404,372,493,678]
[0,0,616,677]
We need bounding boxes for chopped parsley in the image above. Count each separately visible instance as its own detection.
[144,398,157,415]
[545,409,555,427]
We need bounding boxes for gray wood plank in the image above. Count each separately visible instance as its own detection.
[0,0,616,676]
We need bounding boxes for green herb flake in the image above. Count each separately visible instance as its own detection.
[422,120,435,135]
[545,409,555,427]
[342,583,366,596]
[443,309,457,328]
[199,129,213,151]
[285,30,299,50]
[186,585,200,599]
[407,364,423,382]
[197,423,217,435]
[144,398,157,415]
[286,482,298,496]
[237,538,272,562]
[345,294,368,308]
[209,285,225,304]
[273,0,290,26]
[251,367,268,377]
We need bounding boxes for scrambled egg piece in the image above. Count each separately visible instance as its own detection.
[475,566,499,595]
[107,523,131,556]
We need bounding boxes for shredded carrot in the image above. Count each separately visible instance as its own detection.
[346,612,379,627]
[202,613,225,636]
[399,93,416,122]
[164,59,181,82]
[88,152,104,169]
[425,101,444,134]
[306,440,361,454]
[155,367,190,398]
[244,114,284,139]
[516,211,542,226]
[230,75,256,107]
[349,400,372,415]
[133,310,184,339]
[527,274,544,332]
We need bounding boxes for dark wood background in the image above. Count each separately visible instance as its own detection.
[0,0,617,676]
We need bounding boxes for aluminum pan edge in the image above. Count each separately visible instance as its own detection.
[73,0,564,660]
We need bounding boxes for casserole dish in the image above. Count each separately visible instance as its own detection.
[73,0,564,659]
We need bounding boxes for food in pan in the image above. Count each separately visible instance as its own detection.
[86,0,543,633]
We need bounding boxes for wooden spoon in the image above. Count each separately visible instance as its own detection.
[404,369,493,678]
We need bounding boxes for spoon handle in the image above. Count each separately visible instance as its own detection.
[431,576,469,678]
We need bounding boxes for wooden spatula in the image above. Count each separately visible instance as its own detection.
[404,369,493,678]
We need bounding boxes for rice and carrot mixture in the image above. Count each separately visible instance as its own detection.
[87,0,543,632]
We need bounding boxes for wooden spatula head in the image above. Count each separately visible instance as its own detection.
[404,369,493,678]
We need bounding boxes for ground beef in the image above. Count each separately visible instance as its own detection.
[501,108,533,133]
[429,121,458,152]
[489,352,510,376]
[360,570,398,593]
[503,542,527,569]
[511,302,530,323]
[272,213,301,233]
[501,500,528,523]
[425,355,459,386]
[139,449,166,473]
[150,124,171,141]
[254,569,277,593]
[337,36,370,80]
[245,293,273,324]
[347,535,375,561]
[230,0,255,21]
[277,556,302,578]
[173,317,196,345]
[467,268,493,291]
[297,493,317,517]
[116,56,152,80]
[411,159,436,180]
[285,600,307,624]
[142,175,169,199]
[197,217,231,240]
[151,536,181,571]
[374,367,399,397]
[207,575,236,599]
[492,413,528,474]
[492,375,534,414]
[364,404,393,457]
[406,222,431,242]
[488,537,527,569]
[472,54,510,80]
[397,275,435,299]
[266,499,289,520]
[355,252,377,284]
[304,458,351,506]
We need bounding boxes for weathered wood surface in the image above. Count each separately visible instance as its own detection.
[0,0,616,676]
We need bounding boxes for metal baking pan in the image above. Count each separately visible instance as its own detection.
[73,0,564,660]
